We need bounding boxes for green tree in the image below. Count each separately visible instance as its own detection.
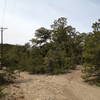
[51,17,78,67]
[31,27,51,46]
[83,19,100,83]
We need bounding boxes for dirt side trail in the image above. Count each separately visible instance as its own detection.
[4,66,100,100]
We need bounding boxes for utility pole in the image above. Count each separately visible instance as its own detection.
[0,27,8,69]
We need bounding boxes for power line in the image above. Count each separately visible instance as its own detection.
[0,27,8,69]
[0,0,8,69]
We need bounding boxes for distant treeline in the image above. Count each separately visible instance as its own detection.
[0,17,100,81]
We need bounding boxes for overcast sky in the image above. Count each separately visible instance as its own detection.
[0,0,100,45]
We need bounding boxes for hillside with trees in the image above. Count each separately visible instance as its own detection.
[0,17,100,76]
[0,17,100,100]
[1,17,84,73]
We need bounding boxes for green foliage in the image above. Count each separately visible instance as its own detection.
[29,17,82,74]
[44,49,66,74]
[0,86,5,98]
[2,44,32,71]
[0,71,16,85]
[31,27,51,46]
[0,73,6,98]
[82,19,100,84]
[28,47,46,74]
[0,72,15,98]
[0,73,7,85]
[0,17,85,74]
[2,17,97,76]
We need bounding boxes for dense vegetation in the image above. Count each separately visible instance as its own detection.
[0,17,100,82]
[82,19,100,84]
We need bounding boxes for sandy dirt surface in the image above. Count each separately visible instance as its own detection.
[4,67,100,100]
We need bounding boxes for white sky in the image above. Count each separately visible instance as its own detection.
[0,0,100,45]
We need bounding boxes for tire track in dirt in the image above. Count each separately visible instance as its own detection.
[5,69,100,100]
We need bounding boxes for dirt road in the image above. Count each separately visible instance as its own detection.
[4,68,100,100]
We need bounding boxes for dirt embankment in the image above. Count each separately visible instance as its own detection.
[3,67,100,100]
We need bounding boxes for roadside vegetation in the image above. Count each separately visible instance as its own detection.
[0,17,100,86]
[82,19,100,86]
